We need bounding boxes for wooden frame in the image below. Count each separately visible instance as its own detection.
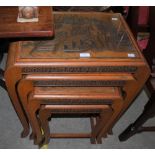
[25,85,121,145]
[38,104,112,145]
[5,51,149,138]
[5,12,150,141]
[17,73,128,143]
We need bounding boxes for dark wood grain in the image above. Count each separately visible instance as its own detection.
[0,7,54,38]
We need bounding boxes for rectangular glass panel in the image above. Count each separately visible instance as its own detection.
[20,12,139,59]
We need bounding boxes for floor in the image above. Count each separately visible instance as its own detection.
[0,54,155,149]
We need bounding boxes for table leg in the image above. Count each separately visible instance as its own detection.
[119,92,155,141]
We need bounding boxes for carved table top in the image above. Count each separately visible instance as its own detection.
[17,12,140,60]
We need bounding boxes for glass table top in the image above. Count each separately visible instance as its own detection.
[19,12,139,59]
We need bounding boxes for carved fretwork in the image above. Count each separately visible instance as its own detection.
[42,99,112,105]
[34,80,125,87]
[22,66,137,73]
[48,109,102,113]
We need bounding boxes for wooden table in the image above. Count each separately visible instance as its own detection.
[0,6,54,91]
[5,12,150,143]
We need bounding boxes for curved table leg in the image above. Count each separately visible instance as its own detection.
[119,92,155,141]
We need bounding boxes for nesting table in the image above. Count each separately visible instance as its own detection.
[5,12,150,146]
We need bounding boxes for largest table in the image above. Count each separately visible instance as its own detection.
[5,12,150,139]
